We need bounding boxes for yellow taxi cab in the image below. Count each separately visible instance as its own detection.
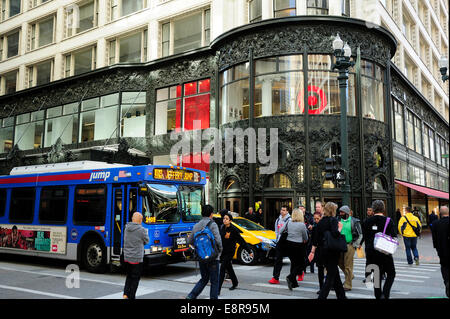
[213,214,276,265]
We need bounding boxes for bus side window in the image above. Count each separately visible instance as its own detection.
[73,185,106,226]
[39,187,68,224]
[9,188,35,223]
[0,189,6,217]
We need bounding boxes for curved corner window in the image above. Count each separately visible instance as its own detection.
[361,60,385,122]
[274,0,296,18]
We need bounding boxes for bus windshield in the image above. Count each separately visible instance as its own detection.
[143,184,179,224]
[179,185,203,222]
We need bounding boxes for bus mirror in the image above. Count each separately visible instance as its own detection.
[138,184,149,196]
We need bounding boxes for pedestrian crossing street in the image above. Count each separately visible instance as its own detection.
[170,257,442,299]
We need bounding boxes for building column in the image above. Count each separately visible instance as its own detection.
[96,38,107,69]
[262,0,273,19]
[148,19,159,61]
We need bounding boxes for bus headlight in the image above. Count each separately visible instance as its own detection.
[151,245,163,253]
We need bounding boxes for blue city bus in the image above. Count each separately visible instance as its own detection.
[0,161,207,273]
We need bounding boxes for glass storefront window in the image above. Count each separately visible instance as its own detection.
[44,104,78,147]
[220,63,250,124]
[394,158,407,181]
[155,85,181,134]
[0,117,13,153]
[14,111,44,150]
[79,94,118,142]
[265,173,292,188]
[121,92,146,137]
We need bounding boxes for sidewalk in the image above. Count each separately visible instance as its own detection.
[393,228,441,264]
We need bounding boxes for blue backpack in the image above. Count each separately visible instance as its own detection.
[193,220,218,263]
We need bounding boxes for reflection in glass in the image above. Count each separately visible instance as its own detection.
[220,79,249,124]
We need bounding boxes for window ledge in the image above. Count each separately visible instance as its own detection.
[106,7,151,27]
[62,26,99,42]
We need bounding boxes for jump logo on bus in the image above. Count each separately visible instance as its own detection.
[89,171,111,182]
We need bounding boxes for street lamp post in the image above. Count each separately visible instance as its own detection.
[438,56,449,82]
[331,34,355,206]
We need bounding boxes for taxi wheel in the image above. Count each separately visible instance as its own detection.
[237,246,258,265]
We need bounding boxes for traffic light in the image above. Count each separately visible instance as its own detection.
[325,157,336,181]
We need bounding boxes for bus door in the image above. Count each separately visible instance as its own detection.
[112,185,139,257]
[112,186,125,257]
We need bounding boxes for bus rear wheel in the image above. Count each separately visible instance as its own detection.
[82,240,107,273]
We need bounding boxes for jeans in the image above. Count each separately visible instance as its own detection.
[403,237,419,264]
[187,260,220,299]
[123,262,143,299]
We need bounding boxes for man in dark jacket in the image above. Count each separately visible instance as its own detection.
[123,212,150,299]
[431,206,449,298]
[186,204,223,299]
[218,212,252,294]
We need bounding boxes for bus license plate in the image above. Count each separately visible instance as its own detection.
[176,237,187,249]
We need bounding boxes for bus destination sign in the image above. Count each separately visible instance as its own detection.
[153,168,201,182]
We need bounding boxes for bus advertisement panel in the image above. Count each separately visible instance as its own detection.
[0,224,67,254]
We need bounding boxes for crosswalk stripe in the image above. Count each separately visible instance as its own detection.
[0,284,80,299]
[97,288,159,299]
[353,260,441,268]
[253,283,372,299]
[340,274,424,283]
[350,269,430,279]
[352,264,438,272]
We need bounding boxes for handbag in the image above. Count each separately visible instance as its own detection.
[374,217,399,255]
[322,230,348,253]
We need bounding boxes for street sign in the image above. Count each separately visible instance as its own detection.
[442,154,449,158]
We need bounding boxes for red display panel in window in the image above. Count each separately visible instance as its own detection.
[198,79,210,93]
[184,82,197,96]
[184,94,210,130]
[178,152,210,173]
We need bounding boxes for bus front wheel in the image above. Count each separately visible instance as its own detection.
[82,239,107,273]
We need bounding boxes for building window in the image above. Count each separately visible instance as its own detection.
[392,98,404,144]
[0,28,20,60]
[254,55,305,117]
[44,103,79,147]
[1,69,17,95]
[14,110,44,150]
[155,79,210,135]
[249,0,262,22]
[265,173,292,188]
[108,29,147,64]
[307,0,328,15]
[220,62,250,124]
[394,158,407,181]
[0,116,14,153]
[428,127,435,162]
[66,0,98,37]
[30,0,50,9]
[414,116,422,154]
[161,8,210,57]
[80,93,119,142]
[274,0,296,18]
[307,55,356,116]
[109,0,145,21]
[422,125,430,159]
[0,0,21,21]
[341,0,350,16]
[27,59,53,87]
[120,91,146,137]
[361,60,385,121]
[29,15,55,50]
[405,110,415,151]
[64,46,97,77]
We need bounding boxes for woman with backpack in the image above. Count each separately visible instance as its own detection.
[218,212,252,295]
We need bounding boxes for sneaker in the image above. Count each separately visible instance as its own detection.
[415,258,420,266]
[229,286,237,291]
[297,272,304,282]
[268,277,280,284]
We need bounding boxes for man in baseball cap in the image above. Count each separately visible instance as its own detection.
[337,205,363,291]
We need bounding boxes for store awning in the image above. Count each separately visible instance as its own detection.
[395,180,449,200]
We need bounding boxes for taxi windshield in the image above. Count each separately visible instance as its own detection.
[179,185,203,222]
[233,218,266,231]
